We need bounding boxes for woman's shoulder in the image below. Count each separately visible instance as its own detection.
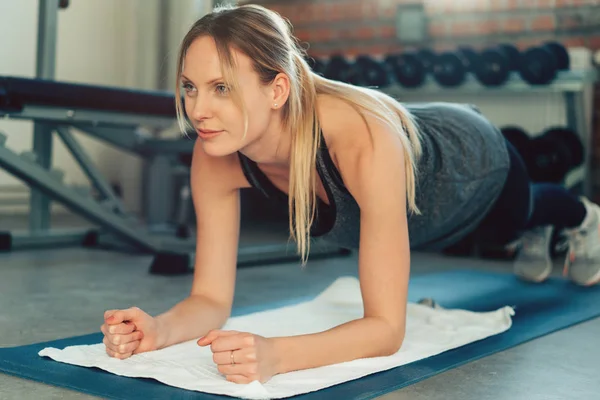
[316,94,372,154]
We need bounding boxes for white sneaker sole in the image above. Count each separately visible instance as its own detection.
[514,259,552,283]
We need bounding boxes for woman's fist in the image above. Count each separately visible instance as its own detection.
[101,307,162,359]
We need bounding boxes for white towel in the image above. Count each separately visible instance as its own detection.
[39,276,514,399]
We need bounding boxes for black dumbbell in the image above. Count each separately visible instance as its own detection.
[416,48,437,73]
[500,126,531,160]
[384,52,426,88]
[473,44,520,87]
[354,55,390,88]
[456,46,479,73]
[306,57,326,76]
[528,127,583,183]
[432,52,467,87]
[544,41,570,71]
[323,55,361,85]
[518,42,570,85]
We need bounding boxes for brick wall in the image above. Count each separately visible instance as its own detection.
[239,0,600,57]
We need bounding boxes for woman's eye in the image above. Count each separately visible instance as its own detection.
[182,83,195,92]
[216,84,229,95]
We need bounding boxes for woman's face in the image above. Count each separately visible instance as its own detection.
[181,35,274,157]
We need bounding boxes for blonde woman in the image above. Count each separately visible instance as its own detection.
[100,4,600,385]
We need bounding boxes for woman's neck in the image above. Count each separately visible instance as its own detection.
[240,118,292,168]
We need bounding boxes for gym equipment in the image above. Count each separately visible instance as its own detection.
[307,56,326,76]
[471,44,520,87]
[384,52,426,88]
[544,41,570,71]
[518,46,558,85]
[500,126,531,160]
[354,55,390,88]
[0,0,349,273]
[473,47,511,87]
[497,43,521,71]
[456,46,479,73]
[3,269,600,398]
[384,53,426,88]
[518,42,569,85]
[323,55,361,85]
[416,48,436,73]
[431,52,466,87]
[529,127,584,183]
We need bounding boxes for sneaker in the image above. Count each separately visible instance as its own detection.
[513,226,554,282]
[562,197,600,286]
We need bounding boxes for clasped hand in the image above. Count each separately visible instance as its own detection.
[198,330,280,384]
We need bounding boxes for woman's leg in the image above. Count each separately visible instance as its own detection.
[478,140,600,285]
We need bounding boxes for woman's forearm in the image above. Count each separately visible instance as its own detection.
[272,317,404,374]
[154,295,231,349]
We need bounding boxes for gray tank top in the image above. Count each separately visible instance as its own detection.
[238,102,510,251]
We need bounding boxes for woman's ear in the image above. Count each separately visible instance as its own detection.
[272,73,290,109]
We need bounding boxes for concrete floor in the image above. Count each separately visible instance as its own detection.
[1,215,599,399]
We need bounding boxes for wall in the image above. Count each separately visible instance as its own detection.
[253,0,600,57]
[0,0,211,216]
[241,0,600,197]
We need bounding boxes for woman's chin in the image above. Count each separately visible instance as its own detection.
[200,139,239,157]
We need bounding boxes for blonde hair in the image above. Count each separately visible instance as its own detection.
[174,4,422,264]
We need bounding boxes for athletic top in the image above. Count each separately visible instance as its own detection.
[238,102,510,251]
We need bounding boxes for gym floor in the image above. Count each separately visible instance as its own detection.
[0,215,599,400]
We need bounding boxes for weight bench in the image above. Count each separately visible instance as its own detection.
[0,76,349,273]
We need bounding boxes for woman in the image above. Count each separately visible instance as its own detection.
[100,4,600,385]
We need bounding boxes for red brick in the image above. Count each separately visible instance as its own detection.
[562,37,586,47]
[589,36,600,50]
[531,14,556,31]
[356,26,376,40]
[491,0,509,11]
[311,28,334,42]
[558,14,584,30]
[361,0,379,19]
[337,28,354,41]
[449,21,475,36]
[515,38,547,50]
[380,25,397,39]
[572,0,595,5]
[294,29,311,43]
[473,19,501,35]
[342,1,363,20]
[428,21,446,37]
[309,4,328,23]
[536,0,557,8]
[330,3,344,22]
[502,17,527,33]
[556,0,572,7]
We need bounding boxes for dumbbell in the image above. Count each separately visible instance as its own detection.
[456,46,479,73]
[323,55,362,85]
[500,126,531,161]
[528,127,583,183]
[354,55,390,88]
[384,52,426,88]
[431,51,467,87]
[307,57,326,76]
[519,41,570,85]
[472,44,520,87]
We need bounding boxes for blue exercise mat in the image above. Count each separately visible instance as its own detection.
[1,269,599,399]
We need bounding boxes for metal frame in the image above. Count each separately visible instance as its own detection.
[30,0,60,232]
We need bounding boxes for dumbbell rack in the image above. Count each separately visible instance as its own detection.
[381,68,599,197]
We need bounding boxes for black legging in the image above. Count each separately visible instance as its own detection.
[477,140,587,245]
